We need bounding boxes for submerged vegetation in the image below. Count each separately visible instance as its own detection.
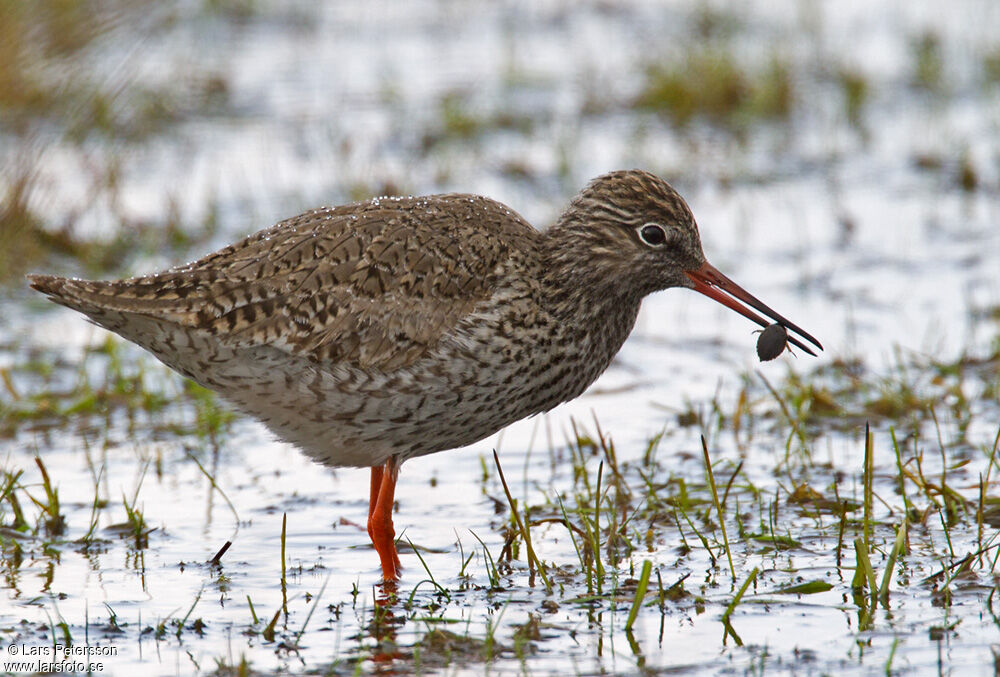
[1,311,998,672]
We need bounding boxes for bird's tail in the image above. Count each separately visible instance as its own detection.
[26,273,194,340]
[26,274,121,316]
[27,273,197,317]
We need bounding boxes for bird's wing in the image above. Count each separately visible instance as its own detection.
[29,194,538,371]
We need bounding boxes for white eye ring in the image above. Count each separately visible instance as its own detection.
[638,223,668,247]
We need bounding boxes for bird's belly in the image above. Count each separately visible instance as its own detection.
[124,305,619,469]
[93,281,635,468]
[197,349,541,468]
[180,330,603,468]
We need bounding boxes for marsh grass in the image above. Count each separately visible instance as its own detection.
[1,327,998,671]
[912,32,944,92]
[492,450,551,591]
[0,0,232,283]
[635,50,793,129]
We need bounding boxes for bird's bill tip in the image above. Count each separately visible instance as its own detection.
[684,262,823,355]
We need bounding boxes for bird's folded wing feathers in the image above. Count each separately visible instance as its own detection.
[29,196,535,372]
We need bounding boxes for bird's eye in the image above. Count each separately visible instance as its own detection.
[638,223,668,247]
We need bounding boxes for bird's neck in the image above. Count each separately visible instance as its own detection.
[538,224,643,342]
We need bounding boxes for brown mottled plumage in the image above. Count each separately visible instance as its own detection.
[28,169,821,582]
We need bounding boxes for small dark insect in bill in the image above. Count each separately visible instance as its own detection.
[756,323,789,361]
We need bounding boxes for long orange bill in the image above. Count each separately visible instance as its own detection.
[685,262,823,356]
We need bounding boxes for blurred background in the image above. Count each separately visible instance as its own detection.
[2,2,997,353]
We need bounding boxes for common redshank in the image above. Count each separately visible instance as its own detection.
[28,169,821,582]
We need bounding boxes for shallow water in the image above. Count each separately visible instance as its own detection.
[2,0,1000,674]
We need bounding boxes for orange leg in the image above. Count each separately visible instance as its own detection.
[367,456,401,581]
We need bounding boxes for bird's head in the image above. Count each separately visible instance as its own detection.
[549,169,823,355]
